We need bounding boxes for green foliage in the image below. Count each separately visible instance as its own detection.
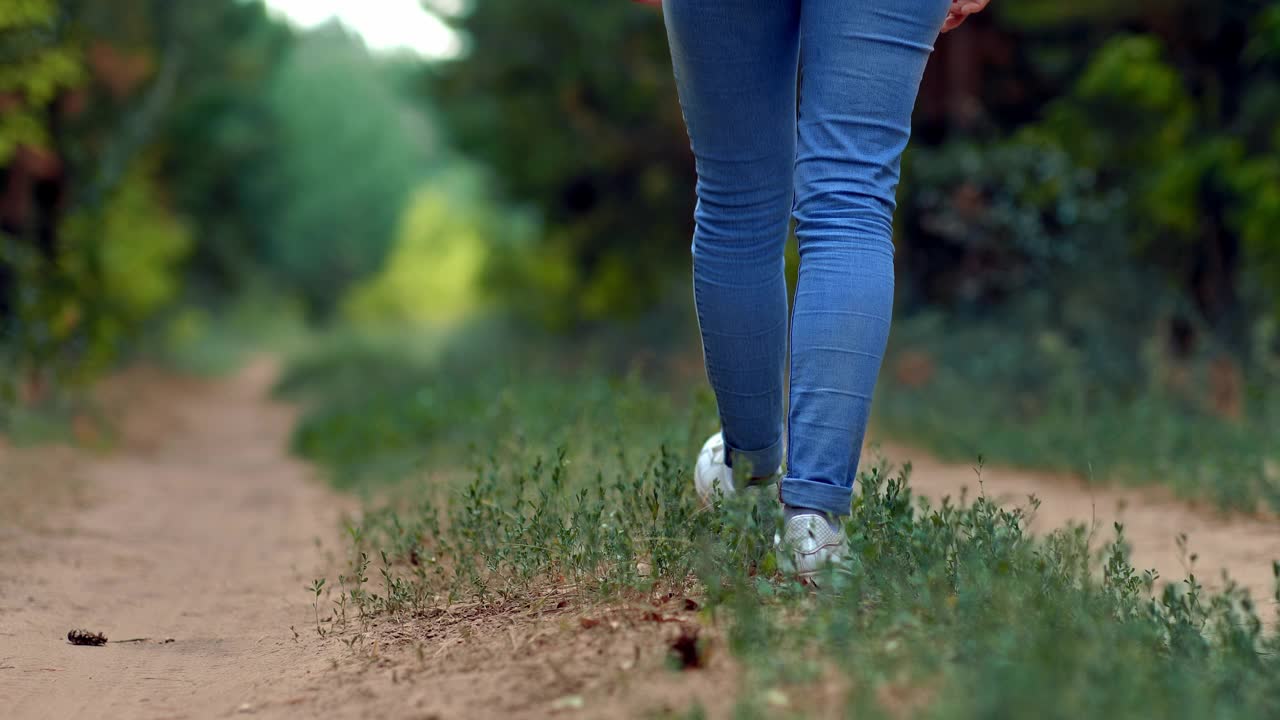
[342,181,498,327]
[432,0,692,325]
[1047,35,1193,166]
[1016,12,1280,337]
[0,0,83,163]
[901,138,1124,307]
[0,0,58,30]
[889,11,1280,487]
[155,0,294,297]
[878,314,1280,512]
[901,10,1280,375]
[255,27,432,315]
[2,0,260,387]
[0,112,45,166]
[0,41,80,108]
[5,163,190,379]
[1229,129,1280,318]
[63,165,190,325]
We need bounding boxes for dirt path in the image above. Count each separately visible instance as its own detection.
[1,360,351,719]
[1,363,1277,719]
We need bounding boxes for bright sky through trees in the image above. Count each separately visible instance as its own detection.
[261,0,462,58]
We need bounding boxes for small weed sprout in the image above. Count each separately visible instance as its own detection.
[308,577,326,637]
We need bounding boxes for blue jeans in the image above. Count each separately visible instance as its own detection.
[663,0,948,517]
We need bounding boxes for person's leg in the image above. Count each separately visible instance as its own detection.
[782,0,950,516]
[662,0,800,477]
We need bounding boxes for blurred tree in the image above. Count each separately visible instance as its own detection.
[53,163,191,374]
[1,0,277,389]
[0,1,82,163]
[254,26,432,315]
[903,1,1280,366]
[431,0,692,326]
[1027,5,1280,355]
[0,0,84,325]
[155,0,293,299]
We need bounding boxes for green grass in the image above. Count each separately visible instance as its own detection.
[877,314,1280,512]
[274,321,701,490]
[281,325,1280,719]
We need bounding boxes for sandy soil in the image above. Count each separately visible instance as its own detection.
[1,362,1276,719]
[1,361,351,719]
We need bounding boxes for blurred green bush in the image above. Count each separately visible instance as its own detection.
[3,1,440,388]
[431,0,693,325]
[255,27,432,315]
[343,182,498,327]
[4,163,190,382]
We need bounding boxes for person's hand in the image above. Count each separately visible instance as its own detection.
[942,0,990,33]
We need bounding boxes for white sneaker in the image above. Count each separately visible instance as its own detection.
[694,432,736,504]
[777,513,846,580]
[693,431,780,505]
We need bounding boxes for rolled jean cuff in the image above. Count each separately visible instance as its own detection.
[725,435,784,477]
[780,476,854,517]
